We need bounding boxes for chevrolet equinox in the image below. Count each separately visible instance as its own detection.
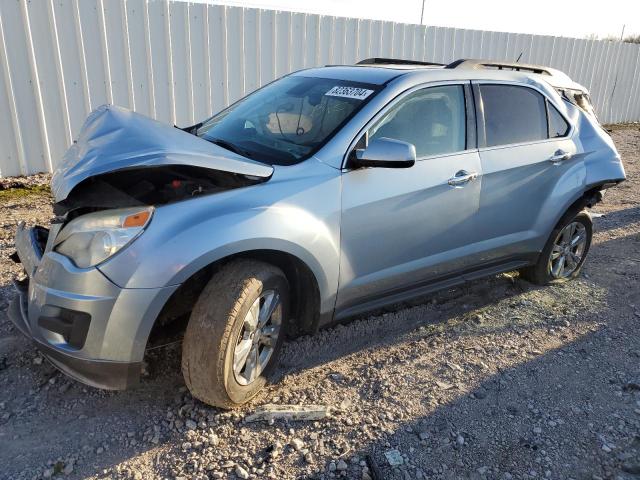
[9,58,626,407]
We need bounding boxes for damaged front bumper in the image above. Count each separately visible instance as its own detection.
[8,222,178,390]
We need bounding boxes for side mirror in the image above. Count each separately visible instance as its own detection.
[351,137,416,169]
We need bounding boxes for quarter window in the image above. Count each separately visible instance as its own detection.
[480,85,548,147]
[548,101,570,138]
[369,85,466,158]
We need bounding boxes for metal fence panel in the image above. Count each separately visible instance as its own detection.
[0,12,22,177]
[627,48,640,122]
[1,0,639,176]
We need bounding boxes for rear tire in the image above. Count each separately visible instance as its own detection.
[181,260,289,408]
[520,210,592,285]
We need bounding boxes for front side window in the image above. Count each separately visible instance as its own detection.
[481,85,548,147]
[196,76,380,165]
[369,85,466,158]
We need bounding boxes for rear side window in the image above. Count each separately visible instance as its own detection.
[548,102,570,138]
[480,85,548,147]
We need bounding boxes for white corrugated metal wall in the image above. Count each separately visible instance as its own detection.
[1,0,639,177]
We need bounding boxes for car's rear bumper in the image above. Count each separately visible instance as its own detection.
[9,222,178,390]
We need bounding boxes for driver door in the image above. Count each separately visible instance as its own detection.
[335,83,483,317]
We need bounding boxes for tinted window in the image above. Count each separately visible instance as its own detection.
[481,85,548,147]
[548,102,570,138]
[369,85,466,158]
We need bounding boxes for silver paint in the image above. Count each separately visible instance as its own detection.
[11,66,626,389]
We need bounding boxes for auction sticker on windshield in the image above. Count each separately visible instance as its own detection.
[325,86,374,100]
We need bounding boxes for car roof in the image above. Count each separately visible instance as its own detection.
[293,58,588,93]
[292,65,407,85]
[446,58,586,91]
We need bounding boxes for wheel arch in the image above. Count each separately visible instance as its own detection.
[144,249,326,354]
[551,183,606,232]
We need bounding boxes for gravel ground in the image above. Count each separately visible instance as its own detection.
[0,126,639,480]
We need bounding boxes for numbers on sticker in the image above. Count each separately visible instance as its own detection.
[325,86,374,100]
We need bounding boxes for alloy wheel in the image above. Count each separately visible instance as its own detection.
[548,221,588,279]
[232,290,282,385]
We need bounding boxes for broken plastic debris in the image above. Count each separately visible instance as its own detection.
[245,404,332,423]
[384,449,404,466]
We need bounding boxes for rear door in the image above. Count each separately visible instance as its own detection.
[473,82,579,262]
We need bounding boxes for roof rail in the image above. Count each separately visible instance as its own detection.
[357,57,445,67]
[445,59,552,75]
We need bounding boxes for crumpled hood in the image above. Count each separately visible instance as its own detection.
[51,105,273,202]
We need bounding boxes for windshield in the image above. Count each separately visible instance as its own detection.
[196,76,380,165]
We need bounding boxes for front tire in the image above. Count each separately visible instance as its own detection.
[181,260,289,408]
[520,210,592,285]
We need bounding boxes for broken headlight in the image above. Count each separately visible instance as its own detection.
[54,207,153,268]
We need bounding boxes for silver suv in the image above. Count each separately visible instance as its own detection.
[9,58,626,407]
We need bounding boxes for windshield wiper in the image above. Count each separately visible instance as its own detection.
[208,138,253,159]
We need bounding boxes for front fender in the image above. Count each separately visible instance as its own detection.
[97,163,342,316]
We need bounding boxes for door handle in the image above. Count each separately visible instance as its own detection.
[448,170,478,186]
[548,149,572,164]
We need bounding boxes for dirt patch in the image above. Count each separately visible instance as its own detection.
[0,128,639,480]
[0,173,51,191]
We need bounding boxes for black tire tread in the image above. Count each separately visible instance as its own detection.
[181,259,285,408]
[520,210,592,285]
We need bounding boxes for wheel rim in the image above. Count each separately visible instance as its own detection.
[548,221,587,279]
[233,290,282,386]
